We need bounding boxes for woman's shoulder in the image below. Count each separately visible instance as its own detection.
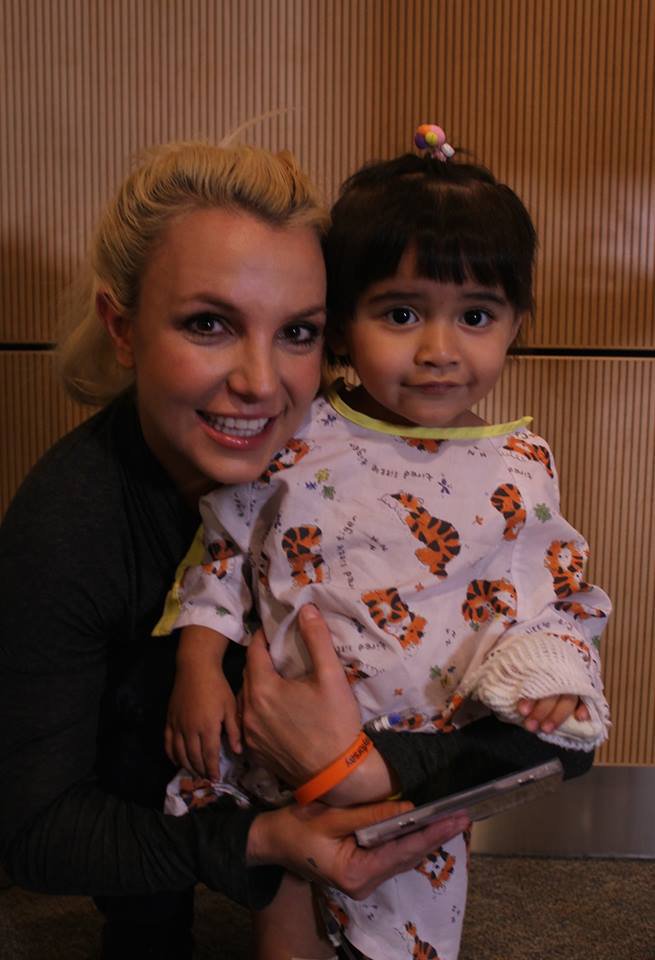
[1,393,147,547]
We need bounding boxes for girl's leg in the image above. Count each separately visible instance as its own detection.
[254,873,337,960]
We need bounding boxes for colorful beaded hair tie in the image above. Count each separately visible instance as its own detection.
[414,123,455,161]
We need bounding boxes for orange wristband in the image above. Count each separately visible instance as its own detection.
[294,731,373,806]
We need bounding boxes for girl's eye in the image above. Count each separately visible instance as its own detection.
[387,306,419,326]
[183,312,228,336]
[281,323,323,348]
[461,308,493,328]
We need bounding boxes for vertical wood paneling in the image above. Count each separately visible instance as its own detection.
[1,1,653,766]
[476,358,655,765]
[2,1,653,345]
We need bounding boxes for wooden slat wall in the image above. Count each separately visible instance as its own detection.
[1,0,653,764]
[476,358,655,766]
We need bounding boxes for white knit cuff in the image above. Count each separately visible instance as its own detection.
[461,632,610,751]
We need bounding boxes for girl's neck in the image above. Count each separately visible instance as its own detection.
[342,383,487,429]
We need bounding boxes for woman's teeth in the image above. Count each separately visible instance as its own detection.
[200,412,270,437]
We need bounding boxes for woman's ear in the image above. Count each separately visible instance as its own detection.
[96,292,135,369]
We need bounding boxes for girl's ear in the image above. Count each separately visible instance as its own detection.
[326,317,349,360]
[510,310,527,345]
[96,292,135,369]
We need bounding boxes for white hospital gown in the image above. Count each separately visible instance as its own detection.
[166,389,611,960]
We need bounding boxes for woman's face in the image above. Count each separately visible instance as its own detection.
[105,207,326,499]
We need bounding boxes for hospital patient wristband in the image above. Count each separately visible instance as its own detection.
[294,731,373,805]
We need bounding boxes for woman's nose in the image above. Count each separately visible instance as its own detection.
[227,340,279,402]
[415,321,459,367]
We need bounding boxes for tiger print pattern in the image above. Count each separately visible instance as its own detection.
[404,922,442,959]
[202,537,238,580]
[343,659,374,685]
[544,540,606,620]
[490,483,526,540]
[259,438,311,483]
[504,434,554,478]
[462,578,517,628]
[382,492,461,579]
[281,524,328,587]
[361,587,427,650]
[414,846,456,891]
[401,437,444,454]
[544,539,591,597]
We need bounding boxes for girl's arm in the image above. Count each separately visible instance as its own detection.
[165,625,241,779]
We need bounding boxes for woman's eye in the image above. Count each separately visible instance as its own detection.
[387,307,419,326]
[461,309,493,328]
[282,323,323,347]
[184,312,227,336]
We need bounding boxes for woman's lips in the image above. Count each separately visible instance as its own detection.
[196,410,277,449]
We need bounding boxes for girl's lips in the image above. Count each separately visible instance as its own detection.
[410,381,462,395]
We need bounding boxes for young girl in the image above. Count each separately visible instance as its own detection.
[158,127,611,960]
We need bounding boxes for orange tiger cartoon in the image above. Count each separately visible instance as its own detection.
[361,587,426,650]
[281,525,328,587]
[490,483,526,540]
[404,921,442,959]
[432,691,465,733]
[401,437,444,454]
[462,578,517,628]
[259,438,311,483]
[202,537,238,580]
[504,434,554,477]
[343,659,375,685]
[544,539,590,596]
[414,846,456,891]
[544,540,606,620]
[549,631,592,664]
[382,492,460,579]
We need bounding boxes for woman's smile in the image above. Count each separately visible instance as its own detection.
[108,206,327,498]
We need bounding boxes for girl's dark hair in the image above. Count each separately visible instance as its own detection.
[325,153,537,337]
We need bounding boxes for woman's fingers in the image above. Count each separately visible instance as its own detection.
[246,800,470,903]
[296,604,345,676]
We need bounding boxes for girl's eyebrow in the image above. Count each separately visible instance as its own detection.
[461,290,508,306]
[362,289,427,306]
[362,288,509,307]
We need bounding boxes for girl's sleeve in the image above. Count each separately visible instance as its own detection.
[457,439,611,751]
[154,491,254,644]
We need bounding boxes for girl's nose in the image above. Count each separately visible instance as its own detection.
[415,321,459,367]
[226,339,279,402]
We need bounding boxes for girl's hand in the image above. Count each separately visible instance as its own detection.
[246,800,471,900]
[517,694,590,735]
[165,663,242,781]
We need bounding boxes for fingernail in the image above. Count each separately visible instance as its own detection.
[300,603,320,621]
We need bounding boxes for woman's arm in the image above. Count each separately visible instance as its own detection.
[242,605,594,808]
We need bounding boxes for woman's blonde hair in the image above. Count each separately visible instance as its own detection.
[57,141,329,406]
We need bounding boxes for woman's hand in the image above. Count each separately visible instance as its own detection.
[242,604,396,802]
[246,800,470,900]
[242,605,361,782]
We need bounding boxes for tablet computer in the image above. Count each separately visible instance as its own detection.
[355,757,564,848]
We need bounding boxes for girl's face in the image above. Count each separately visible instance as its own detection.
[103,207,326,500]
[342,246,523,429]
